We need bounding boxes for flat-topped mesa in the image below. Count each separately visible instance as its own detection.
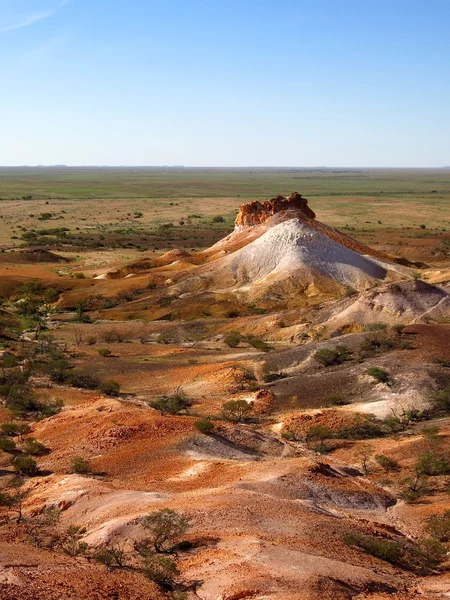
[234,192,316,231]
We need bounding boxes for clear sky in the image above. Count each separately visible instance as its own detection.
[1,0,449,167]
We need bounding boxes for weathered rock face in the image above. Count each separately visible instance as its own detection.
[234,192,316,230]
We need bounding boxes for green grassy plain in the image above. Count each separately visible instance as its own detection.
[0,168,449,264]
[1,166,450,198]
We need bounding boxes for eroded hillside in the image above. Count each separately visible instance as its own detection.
[0,193,449,599]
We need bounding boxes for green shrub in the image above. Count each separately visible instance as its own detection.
[344,532,447,574]
[22,438,50,456]
[427,511,450,542]
[142,554,179,587]
[221,399,252,422]
[247,337,272,352]
[93,544,127,568]
[71,456,91,475]
[306,425,332,452]
[195,419,214,435]
[314,345,352,366]
[150,394,188,415]
[367,367,389,383]
[375,454,400,472]
[13,455,39,476]
[364,322,387,332]
[358,334,394,358]
[415,451,450,476]
[1,423,21,437]
[324,394,349,406]
[431,385,450,412]
[224,332,242,348]
[141,508,190,553]
[68,372,100,390]
[336,414,385,440]
[344,533,405,566]
[0,437,16,452]
[98,380,120,397]
[392,324,406,335]
[97,347,112,357]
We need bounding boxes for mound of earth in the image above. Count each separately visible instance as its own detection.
[323,279,450,331]
[177,219,398,299]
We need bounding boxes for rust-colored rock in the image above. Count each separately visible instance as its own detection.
[234,192,316,230]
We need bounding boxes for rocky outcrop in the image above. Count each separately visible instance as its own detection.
[234,192,316,230]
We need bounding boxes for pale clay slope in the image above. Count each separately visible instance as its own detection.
[229,219,390,287]
[176,219,404,298]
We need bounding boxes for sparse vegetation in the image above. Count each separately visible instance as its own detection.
[195,419,214,435]
[224,331,242,348]
[314,345,352,366]
[71,456,92,475]
[367,367,390,383]
[221,399,252,422]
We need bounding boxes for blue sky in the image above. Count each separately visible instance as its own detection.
[1,0,449,166]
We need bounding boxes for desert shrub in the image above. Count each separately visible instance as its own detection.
[399,340,414,350]
[71,456,91,475]
[98,380,120,397]
[430,385,450,413]
[358,334,394,358]
[399,471,430,503]
[39,399,64,418]
[61,526,89,557]
[247,337,272,352]
[415,538,449,572]
[22,438,50,456]
[224,331,241,348]
[221,399,252,422]
[367,367,389,383]
[343,533,447,573]
[324,394,349,406]
[158,296,173,307]
[336,415,385,440]
[86,336,97,345]
[354,443,374,475]
[93,544,127,568]
[13,455,39,476]
[1,423,20,437]
[365,322,387,332]
[225,310,240,318]
[306,425,332,453]
[392,324,406,335]
[102,329,125,343]
[314,345,352,366]
[262,370,288,383]
[140,509,190,553]
[0,437,16,452]
[212,215,225,223]
[68,371,100,390]
[427,511,450,542]
[375,454,400,472]
[433,357,450,368]
[141,554,179,588]
[422,424,440,440]
[150,394,188,415]
[415,451,450,476]
[344,533,405,566]
[195,419,214,435]
[97,347,112,357]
